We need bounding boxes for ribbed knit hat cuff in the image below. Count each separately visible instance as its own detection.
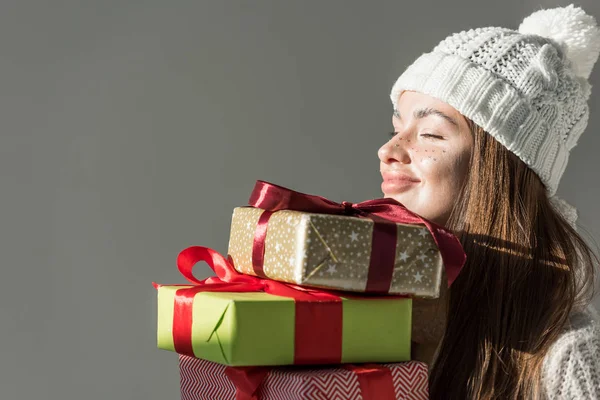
[390,51,568,196]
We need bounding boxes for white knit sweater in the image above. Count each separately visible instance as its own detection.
[542,305,600,399]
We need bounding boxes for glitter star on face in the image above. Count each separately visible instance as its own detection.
[349,231,359,242]
[414,271,423,282]
[326,263,337,275]
[398,251,410,262]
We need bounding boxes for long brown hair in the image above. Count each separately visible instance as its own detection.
[428,120,598,399]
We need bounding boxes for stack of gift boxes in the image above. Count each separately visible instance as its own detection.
[154,181,465,400]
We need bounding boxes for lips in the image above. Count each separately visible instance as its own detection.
[381,170,420,182]
[381,170,420,193]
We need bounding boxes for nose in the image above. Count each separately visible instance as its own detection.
[378,136,412,165]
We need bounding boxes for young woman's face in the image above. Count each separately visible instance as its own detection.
[378,90,473,226]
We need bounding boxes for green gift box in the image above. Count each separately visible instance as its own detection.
[156,285,412,367]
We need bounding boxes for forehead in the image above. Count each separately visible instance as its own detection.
[393,91,471,132]
[396,91,461,117]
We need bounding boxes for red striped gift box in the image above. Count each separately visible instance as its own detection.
[179,354,429,400]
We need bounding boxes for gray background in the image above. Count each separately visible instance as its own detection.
[2,1,600,399]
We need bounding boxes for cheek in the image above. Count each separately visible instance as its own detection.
[409,145,447,172]
[413,147,466,189]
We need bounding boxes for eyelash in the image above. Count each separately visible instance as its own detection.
[421,133,444,140]
[388,131,444,140]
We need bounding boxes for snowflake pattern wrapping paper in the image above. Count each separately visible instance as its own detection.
[228,207,444,298]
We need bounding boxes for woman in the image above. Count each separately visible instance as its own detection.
[379,5,600,399]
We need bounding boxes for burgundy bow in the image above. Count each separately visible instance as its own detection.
[248,180,466,290]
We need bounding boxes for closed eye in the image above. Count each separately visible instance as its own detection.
[421,133,444,140]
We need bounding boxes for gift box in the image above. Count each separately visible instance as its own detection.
[157,280,412,366]
[226,181,465,298]
[229,206,446,298]
[179,354,429,400]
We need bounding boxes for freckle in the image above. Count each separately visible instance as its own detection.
[442,150,446,153]
[424,150,428,152]
[433,158,437,161]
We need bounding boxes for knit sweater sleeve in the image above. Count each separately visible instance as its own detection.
[541,308,600,399]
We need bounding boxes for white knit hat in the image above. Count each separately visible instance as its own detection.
[390,5,600,209]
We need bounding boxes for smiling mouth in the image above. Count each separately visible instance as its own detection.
[380,171,420,193]
[380,170,421,182]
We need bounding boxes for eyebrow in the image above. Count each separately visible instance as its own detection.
[395,107,459,128]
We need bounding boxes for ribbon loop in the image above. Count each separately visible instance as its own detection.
[177,246,263,288]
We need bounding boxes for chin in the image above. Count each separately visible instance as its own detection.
[387,195,416,213]
[383,192,404,202]
[383,196,447,225]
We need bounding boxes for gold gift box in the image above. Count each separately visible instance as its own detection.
[227,207,445,298]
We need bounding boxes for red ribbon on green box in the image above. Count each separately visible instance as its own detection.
[247,180,466,293]
[169,245,345,365]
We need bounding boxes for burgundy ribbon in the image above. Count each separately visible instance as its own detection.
[248,180,466,292]
[223,363,397,400]
[164,246,344,365]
